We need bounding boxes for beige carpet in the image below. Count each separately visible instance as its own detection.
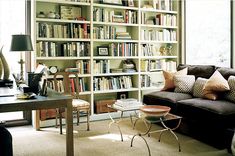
[8,119,231,156]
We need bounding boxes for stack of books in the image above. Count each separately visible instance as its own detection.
[113,98,142,109]
[116,32,131,40]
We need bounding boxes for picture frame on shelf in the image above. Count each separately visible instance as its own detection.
[100,0,123,6]
[97,46,109,56]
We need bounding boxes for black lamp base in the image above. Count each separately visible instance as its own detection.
[0,79,14,88]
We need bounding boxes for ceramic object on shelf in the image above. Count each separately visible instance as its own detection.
[37,11,46,18]
[140,105,171,117]
[47,11,56,19]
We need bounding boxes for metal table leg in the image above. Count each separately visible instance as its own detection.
[130,116,182,155]
[108,110,124,141]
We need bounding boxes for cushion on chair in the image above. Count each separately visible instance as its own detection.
[72,99,90,108]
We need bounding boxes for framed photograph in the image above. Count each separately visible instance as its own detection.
[101,0,123,5]
[97,46,109,56]
[128,0,134,7]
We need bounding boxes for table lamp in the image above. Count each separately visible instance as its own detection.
[10,34,33,83]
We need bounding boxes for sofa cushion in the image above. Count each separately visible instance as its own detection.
[193,77,207,98]
[177,64,216,79]
[161,67,188,91]
[224,76,235,103]
[203,70,230,100]
[216,67,235,80]
[177,98,235,123]
[143,91,192,113]
[174,75,195,94]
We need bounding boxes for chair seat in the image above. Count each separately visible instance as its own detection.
[72,99,90,108]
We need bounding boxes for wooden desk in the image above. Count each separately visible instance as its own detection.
[0,89,74,156]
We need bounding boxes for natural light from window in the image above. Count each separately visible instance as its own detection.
[0,0,25,120]
[186,0,230,67]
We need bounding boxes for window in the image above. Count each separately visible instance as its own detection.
[0,0,26,123]
[185,0,231,67]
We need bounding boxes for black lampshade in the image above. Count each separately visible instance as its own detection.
[10,34,33,51]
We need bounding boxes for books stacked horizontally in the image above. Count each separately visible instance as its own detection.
[113,98,142,110]
[116,32,131,40]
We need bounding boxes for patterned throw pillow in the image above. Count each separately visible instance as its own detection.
[224,76,235,103]
[193,77,208,98]
[161,67,188,91]
[203,70,230,100]
[174,75,195,94]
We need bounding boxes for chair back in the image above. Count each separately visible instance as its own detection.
[53,72,80,98]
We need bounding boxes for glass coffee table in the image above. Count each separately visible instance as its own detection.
[130,113,182,156]
[107,104,141,141]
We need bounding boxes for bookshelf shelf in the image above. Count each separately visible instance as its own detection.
[37,57,91,60]
[36,18,91,24]
[93,72,139,77]
[93,3,139,10]
[37,38,91,42]
[93,56,138,59]
[140,24,178,29]
[141,56,177,59]
[93,22,138,27]
[140,40,178,44]
[93,39,139,43]
[140,8,177,14]
[93,88,139,94]
[32,0,180,122]
[36,0,90,6]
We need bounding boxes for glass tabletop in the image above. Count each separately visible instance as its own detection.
[143,113,182,124]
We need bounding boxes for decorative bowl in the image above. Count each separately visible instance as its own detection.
[140,105,171,117]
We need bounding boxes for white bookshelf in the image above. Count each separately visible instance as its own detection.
[31,0,180,122]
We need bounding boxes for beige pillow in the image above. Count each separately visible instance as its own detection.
[161,67,188,91]
[203,70,230,100]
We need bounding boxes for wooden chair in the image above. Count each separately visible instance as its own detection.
[54,72,90,134]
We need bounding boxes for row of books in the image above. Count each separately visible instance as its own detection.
[140,59,176,72]
[93,60,110,74]
[141,12,177,26]
[93,26,116,39]
[109,43,138,57]
[36,41,90,57]
[93,76,133,91]
[141,44,159,56]
[76,60,90,74]
[37,23,90,39]
[47,77,88,93]
[141,75,151,87]
[141,29,176,41]
[93,8,137,24]
[150,0,174,11]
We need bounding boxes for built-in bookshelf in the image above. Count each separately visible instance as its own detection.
[31,0,179,122]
